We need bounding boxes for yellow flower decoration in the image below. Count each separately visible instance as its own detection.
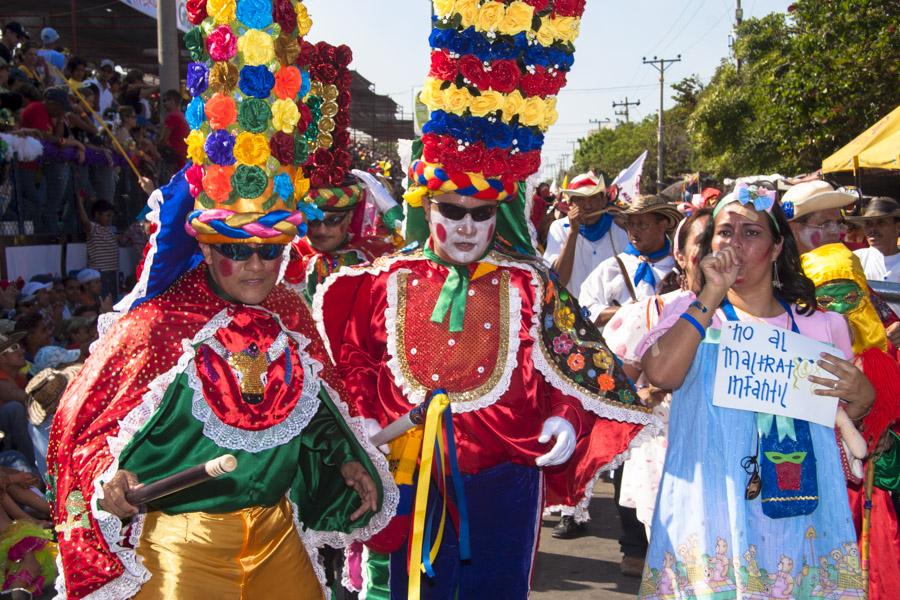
[186,130,207,165]
[521,96,546,127]
[238,30,275,66]
[443,86,471,115]
[554,307,575,330]
[542,96,559,128]
[469,90,504,117]
[233,132,271,166]
[433,0,456,18]
[454,0,479,27]
[419,78,445,111]
[207,0,236,25]
[592,350,613,370]
[498,2,534,35]
[475,1,505,32]
[296,3,313,37]
[271,98,300,133]
[502,90,525,123]
[552,16,581,43]
[535,20,557,47]
[293,171,311,200]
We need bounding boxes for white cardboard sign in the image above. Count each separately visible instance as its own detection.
[712,321,842,427]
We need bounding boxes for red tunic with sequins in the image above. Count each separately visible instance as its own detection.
[316,251,643,482]
[48,266,350,599]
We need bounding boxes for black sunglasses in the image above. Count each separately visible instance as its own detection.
[212,244,285,262]
[308,213,350,228]
[433,202,497,222]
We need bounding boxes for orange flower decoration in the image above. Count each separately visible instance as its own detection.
[205,93,238,129]
[202,164,235,202]
[566,353,585,372]
[274,66,303,100]
[597,374,616,392]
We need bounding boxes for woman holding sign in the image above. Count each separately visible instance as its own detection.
[636,184,874,599]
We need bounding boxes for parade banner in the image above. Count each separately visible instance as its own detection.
[712,321,843,427]
[612,150,647,205]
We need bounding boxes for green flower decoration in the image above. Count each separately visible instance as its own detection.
[184,27,208,62]
[232,165,269,199]
[237,98,272,133]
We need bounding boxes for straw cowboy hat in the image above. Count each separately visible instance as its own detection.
[25,366,77,426]
[780,180,856,222]
[560,172,607,198]
[0,331,25,354]
[845,196,900,223]
[617,194,683,230]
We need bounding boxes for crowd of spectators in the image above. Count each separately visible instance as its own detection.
[0,19,187,237]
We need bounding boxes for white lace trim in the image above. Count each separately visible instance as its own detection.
[299,380,399,548]
[383,269,523,414]
[544,421,660,523]
[287,495,330,599]
[311,252,426,363]
[187,326,323,453]
[52,553,66,599]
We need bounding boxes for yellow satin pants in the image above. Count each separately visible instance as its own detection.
[133,499,323,600]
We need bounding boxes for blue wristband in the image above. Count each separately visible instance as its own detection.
[679,312,706,339]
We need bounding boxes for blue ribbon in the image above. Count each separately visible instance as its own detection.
[443,408,471,561]
[622,239,671,287]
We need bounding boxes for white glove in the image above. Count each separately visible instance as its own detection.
[363,418,390,455]
[351,168,398,214]
[535,416,577,467]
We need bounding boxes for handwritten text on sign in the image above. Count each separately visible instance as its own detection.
[712,321,842,427]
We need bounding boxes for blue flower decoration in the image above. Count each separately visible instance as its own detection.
[588,369,597,378]
[544,315,554,330]
[580,306,591,320]
[298,69,311,99]
[236,0,272,29]
[273,172,293,200]
[782,201,795,220]
[204,130,236,166]
[239,65,275,99]
[186,62,209,97]
[185,96,206,130]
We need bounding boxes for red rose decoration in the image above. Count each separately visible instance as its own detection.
[311,149,334,168]
[315,42,337,66]
[334,130,350,147]
[523,0,550,12]
[430,50,458,81]
[339,71,352,88]
[335,111,350,129]
[335,45,353,68]
[298,103,312,130]
[270,132,295,165]
[456,144,485,173]
[337,90,351,106]
[334,149,352,169]
[310,169,329,189]
[314,63,339,85]
[489,60,521,94]
[459,55,489,89]
[510,150,542,179]
[482,148,510,177]
[422,134,453,163]
[553,0,586,17]
[272,0,297,32]
[186,0,207,25]
[296,41,316,68]
[329,166,346,186]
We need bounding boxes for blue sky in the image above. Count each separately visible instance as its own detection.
[305,0,792,180]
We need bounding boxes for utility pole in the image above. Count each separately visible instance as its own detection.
[642,54,681,193]
[611,97,641,123]
[157,0,180,100]
[589,117,611,131]
[735,0,744,75]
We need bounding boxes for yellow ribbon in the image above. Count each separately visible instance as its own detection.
[408,392,452,600]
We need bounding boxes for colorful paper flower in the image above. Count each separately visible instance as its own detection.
[239,65,275,99]
[554,307,575,330]
[592,350,614,370]
[206,25,238,62]
[271,98,300,133]
[206,0,235,24]
[274,66,302,100]
[185,97,206,130]
[274,33,300,66]
[185,163,205,198]
[597,373,616,392]
[204,129,236,166]
[202,164,235,202]
[184,28,207,62]
[204,93,237,129]
[272,172,294,200]
[208,61,239,94]
[186,62,209,97]
[186,130,207,164]
[232,164,268,199]
[233,132,270,166]
[238,29,275,66]
[296,2,313,36]
[236,0,272,29]
[269,131,295,165]
[498,2,535,35]
[552,334,573,355]
[237,97,271,133]
[186,0,208,25]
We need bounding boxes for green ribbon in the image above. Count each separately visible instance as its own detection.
[423,247,470,333]
[757,413,797,442]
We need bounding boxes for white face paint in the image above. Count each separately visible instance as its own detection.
[429,208,496,265]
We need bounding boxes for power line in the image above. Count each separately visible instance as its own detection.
[642,54,682,192]
[611,97,641,123]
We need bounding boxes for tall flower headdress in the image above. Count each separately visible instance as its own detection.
[405,0,589,206]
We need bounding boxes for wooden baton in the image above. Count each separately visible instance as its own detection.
[125,454,238,506]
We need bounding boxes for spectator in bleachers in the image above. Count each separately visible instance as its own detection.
[119,68,156,125]
[18,282,51,320]
[0,332,37,469]
[14,313,52,365]
[76,195,122,300]
[159,88,189,175]
[13,42,50,90]
[84,59,116,116]
[63,56,87,90]
[37,28,65,85]
[0,56,11,94]
[0,283,18,320]
[0,21,29,67]
[61,275,80,318]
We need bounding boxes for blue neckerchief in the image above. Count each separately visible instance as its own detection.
[571,213,613,242]
[622,238,671,287]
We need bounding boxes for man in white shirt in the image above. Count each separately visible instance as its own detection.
[84,59,115,117]
[579,194,681,327]
[543,172,629,297]
[852,197,900,340]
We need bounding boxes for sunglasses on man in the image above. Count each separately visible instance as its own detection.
[433,202,497,222]
[212,244,286,262]
[308,213,350,228]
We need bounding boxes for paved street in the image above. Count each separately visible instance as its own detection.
[532,479,640,599]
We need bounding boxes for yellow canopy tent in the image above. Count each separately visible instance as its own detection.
[823,105,900,196]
